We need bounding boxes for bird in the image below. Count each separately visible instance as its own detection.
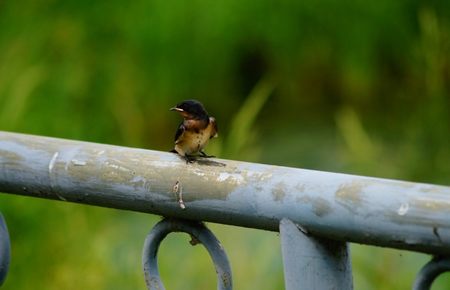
[170,100,218,162]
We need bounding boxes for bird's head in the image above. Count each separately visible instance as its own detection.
[170,100,208,120]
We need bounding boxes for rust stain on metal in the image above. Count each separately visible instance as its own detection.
[297,195,309,203]
[387,213,447,228]
[155,161,243,202]
[272,182,286,202]
[335,181,364,202]
[65,158,96,183]
[62,146,242,202]
[101,159,136,183]
[66,149,149,184]
[0,149,24,164]
[312,197,332,217]
[295,183,306,193]
[412,198,450,211]
[335,180,370,213]
[297,195,332,217]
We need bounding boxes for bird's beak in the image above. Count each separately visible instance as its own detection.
[170,107,184,112]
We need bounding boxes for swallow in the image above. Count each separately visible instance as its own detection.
[170,100,218,162]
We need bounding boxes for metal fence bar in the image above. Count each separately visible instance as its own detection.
[0,131,450,255]
[280,219,353,290]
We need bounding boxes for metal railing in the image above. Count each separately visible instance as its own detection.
[0,131,449,289]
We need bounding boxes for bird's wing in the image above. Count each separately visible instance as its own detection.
[174,122,186,144]
[210,117,218,138]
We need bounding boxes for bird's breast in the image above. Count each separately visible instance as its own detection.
[175,119,217,156]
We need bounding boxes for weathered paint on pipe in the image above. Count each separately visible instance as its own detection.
[0,131,449,254]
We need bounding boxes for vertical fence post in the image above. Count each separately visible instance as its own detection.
[280,219,353,290]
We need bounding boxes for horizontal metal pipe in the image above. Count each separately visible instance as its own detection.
[0,131,449,254]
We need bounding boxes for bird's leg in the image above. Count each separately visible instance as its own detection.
[170,149,195,163]
[184,154,196,163]
[199,150,215,158]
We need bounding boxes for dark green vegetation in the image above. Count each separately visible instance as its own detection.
[0,1,449,289]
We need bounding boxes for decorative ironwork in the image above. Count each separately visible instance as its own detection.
[142,218,232,290]
[0,213,10,286]
[412,256,450,290]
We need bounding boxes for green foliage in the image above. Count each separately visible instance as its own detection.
[222,75,276,160]
[0,0,449,289]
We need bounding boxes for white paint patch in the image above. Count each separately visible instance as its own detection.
[145,160,174,168]
[105,161,131,172]
[260,173,273,180]
[217,172,232,182]
[97,150,105,155]
[48,152,59,172]
[71,159,87,166]
[193,169,206,177]
[216,172,244,184]
[397,203,409,216]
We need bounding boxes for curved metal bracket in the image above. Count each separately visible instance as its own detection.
[142,218,232,290]
[412,256,450,290]
[0,213,11,286]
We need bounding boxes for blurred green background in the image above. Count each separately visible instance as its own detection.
[0,0,449,289]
